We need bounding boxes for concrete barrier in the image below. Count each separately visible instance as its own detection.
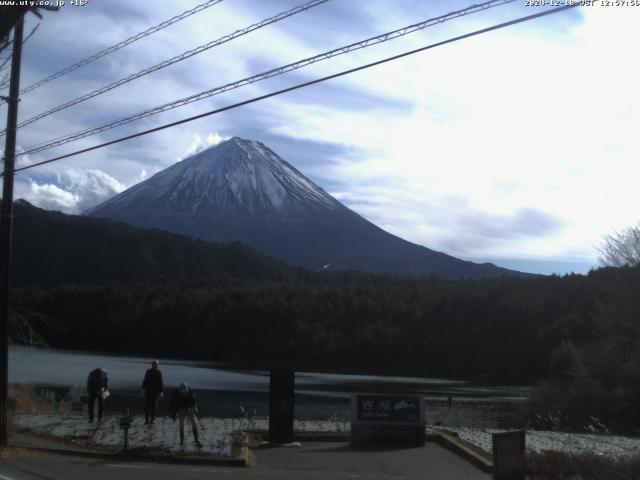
[492,430,525,480]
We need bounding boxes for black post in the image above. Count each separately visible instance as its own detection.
[124,407,131,450]
[268,369,294,444]
[0,16,24,447]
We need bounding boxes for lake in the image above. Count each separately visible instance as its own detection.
[9,346,529,427]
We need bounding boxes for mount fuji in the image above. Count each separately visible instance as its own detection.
[85,137,524,279]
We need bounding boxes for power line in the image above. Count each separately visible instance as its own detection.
[0,24,38,88]
[19,0,227,95]
[21,22,40,47]
[19,0,516,156]
[10,3,580,176]
[0,54,12,74]
[8,0,330,134]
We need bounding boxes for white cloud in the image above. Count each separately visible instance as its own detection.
[268,5,640,264]
[184,132,227,157]
[16,169,126,214]
[23,181,80,211]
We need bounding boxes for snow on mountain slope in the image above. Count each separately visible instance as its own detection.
[86,137,527,279]
[85,137,340,216]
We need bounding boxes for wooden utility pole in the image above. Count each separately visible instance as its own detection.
[0,15,24,447]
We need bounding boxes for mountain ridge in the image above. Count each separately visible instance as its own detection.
[12,199,301,287]
[86,136,530,279]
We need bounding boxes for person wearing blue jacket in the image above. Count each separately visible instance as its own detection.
[86,367,108,422]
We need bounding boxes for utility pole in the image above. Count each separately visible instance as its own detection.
[0,15,24,447]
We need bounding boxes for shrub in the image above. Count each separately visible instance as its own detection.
[8,384,72,415]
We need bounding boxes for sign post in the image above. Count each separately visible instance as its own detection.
[350,393,425,447]
[268,369,294,445]
[119,407,133,451]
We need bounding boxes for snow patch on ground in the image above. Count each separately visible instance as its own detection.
[237,417,350,434]
[13,414,237,456]
[430,426,640,459]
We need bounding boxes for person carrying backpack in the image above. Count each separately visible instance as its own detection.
[169,382,201,446]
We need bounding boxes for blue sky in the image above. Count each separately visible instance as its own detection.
[4,0,639,275]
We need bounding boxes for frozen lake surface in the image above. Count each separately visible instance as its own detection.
[9,346,529,425]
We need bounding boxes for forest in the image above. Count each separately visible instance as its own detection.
[16,265,637,379]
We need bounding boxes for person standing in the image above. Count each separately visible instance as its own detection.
[169,382,201,446]
[142,360,164,424]
[86,367,108,423]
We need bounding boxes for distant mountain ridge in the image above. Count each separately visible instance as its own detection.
[12,200,299,287]
[86,136,528,279]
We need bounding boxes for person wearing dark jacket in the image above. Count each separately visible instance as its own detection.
[169,382,200,446]
[86,367,108,422]
[141,360,164,424]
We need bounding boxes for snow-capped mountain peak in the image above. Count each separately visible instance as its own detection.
[86,136,340,216]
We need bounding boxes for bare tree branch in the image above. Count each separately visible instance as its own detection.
[598,222,640,267]
[9,307,65,347]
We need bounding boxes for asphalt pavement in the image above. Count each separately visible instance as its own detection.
[0,441,490,480]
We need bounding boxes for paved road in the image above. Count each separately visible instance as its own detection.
[0,442,490,479]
